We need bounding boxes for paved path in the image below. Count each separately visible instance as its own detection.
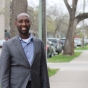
[48,50,88,88]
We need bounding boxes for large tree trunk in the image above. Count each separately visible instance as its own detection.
[10,0,27,37]
[63,0,77,55]
[63,17,75,55]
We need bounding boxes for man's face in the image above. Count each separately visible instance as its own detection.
[15,15,31,36]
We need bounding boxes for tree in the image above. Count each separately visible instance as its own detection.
[46,16,55,35]
[46,5,69,38]
[63,0,88,55]
[53,14,69,38]
[10,0,27,37]
[27,6,39,37]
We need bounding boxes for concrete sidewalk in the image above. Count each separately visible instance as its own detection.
[48,50,88,88]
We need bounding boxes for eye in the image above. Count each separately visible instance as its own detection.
[25,20,30,23]
[18,20,23,23]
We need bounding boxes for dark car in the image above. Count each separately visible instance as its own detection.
[48,38,62,54]
[60,38,66,49]
[46,40,55,58]
[60,38,77,49]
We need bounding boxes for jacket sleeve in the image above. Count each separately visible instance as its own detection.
[1,42,11,88]
[40,41,50,88]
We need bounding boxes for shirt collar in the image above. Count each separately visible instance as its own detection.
[19,34,33,43]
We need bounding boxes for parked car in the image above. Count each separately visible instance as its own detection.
[0,39,5,48]
[60,38,66,49]
[74,38,82,46]
[60,38,77,49]
[48,38,62,54]
[74,40,77,48]
[46,40,55,58]
[84,38,88,46]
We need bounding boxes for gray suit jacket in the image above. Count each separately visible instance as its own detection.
[0,35,50,88]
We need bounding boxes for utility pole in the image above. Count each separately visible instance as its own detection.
[82,0,85,48]
[42,0,46,47]
[39,0,46,57]
[39,0,46,47]
[39,0,42,40]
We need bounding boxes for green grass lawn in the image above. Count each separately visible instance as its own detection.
[48,68,58,77]
[75,46,88,50]
[47,52,82,63]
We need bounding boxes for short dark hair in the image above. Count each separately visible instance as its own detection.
[15,13,30,21]
[5,30,7,32]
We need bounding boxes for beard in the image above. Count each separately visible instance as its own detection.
[17,27,30,35]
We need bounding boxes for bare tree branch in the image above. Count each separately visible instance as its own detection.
[72,0,78,14]
[63,0,72,14]
[76,13,88,23]
[64,0,78,16]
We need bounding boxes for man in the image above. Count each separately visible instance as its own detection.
[1,13,50,88]
[4,29,10,40]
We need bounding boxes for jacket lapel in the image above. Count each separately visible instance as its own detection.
[12,35,30,67]
[31,38,36,66]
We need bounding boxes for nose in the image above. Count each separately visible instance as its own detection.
[22,21,26,26]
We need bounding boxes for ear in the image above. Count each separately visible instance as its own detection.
[14,22,17,26]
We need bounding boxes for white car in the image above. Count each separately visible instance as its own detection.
[74,38,82,46]
[0,40,5,47]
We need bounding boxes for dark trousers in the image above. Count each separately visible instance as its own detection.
[26,81,31,88]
